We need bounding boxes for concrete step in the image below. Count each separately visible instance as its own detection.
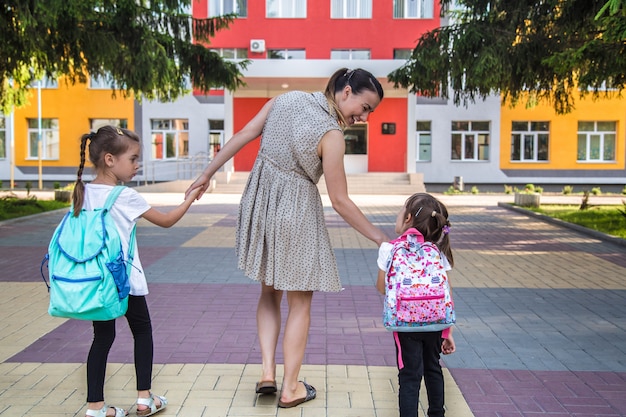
[211,172,426,195]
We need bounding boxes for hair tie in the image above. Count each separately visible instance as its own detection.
[431,210,437,217]
[116,127,123,135]
[442,225,450,235]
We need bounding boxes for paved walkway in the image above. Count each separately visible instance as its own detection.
[0,192,625,417]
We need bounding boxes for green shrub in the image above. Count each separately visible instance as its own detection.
[471,186,479,194]
[535,186,543,194]
[53,181,61,189]
[622,185,626,195]
[562,185,574,195]
[503,185,513,194]
[591,187,602,196]
[524,183,535,192]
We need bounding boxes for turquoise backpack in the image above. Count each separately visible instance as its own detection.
[41,185,136,321]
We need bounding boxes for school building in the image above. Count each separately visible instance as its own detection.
[1,0,624,191]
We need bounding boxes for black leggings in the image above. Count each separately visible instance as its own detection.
[86,295,153,402]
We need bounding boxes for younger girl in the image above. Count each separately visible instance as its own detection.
[376,193,456,417]
[73,126,199,417]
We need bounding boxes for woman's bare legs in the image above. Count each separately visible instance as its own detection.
[279,290,313,403]
[257,283,283,383]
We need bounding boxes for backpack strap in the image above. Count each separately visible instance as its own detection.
[103,185,126,211]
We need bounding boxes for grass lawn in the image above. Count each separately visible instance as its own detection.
[529,204,626,239]
[0,195,69,221]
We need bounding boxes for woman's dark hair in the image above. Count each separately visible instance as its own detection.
[324,68,384,125]
[404,193,454,267]
[71,125,140,217]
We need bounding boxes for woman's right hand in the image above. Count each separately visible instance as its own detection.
[185,173,211,201]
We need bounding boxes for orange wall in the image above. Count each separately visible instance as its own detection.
[12,79,135,169]
[500,94,625,170]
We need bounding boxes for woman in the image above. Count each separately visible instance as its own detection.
[186,67,388,408]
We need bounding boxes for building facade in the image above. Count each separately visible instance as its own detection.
[1,0,624,190]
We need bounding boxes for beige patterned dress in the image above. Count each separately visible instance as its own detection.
[236,91,343,292]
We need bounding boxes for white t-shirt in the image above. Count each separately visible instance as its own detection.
[84,184,151,296]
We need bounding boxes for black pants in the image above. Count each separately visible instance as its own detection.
[87,295,153,402]
[394,331,445,417]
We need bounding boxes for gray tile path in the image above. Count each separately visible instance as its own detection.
[0,191,625,416]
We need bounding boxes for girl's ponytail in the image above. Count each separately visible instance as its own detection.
[72,133,92,217]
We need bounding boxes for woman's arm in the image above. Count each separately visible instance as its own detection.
[185,97,276,200]
[319,130,388,246]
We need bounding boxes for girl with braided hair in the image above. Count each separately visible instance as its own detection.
[74,125,199,417]
[376,193,456,417]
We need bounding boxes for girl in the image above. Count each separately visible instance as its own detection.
[376,193,456,417]
[185,68,388,408]
[73,126,199,417]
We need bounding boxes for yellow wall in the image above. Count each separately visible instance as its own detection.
[500,93,625,171]
[12,78,134,170]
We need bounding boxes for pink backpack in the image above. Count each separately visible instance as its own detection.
[382,228,455,332]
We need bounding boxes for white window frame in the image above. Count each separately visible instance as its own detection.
[211,48,248,60]
[27,118,59,160]
[150,119,190,160]
[331,0,372,18]
[209,0,247,17]
[510,121,549,162]
[577,121,617,162]
[90,119,128,131]
[29,76,58,89]
[267,49,306,59]
[0,116,6,159]
[208,119,225,160]
[451,121,490,161]
[89,72,117,89]
[416,121,431,162]
[393,0,434,18]
[330,49,371,59]
[267,0,306,18]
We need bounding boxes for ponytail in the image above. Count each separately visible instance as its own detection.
[72,133,92,217]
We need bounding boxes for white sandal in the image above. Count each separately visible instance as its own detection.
[85,405,127,417]
[136,393,167,416]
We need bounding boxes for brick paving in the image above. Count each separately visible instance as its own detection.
[0,192,625,416]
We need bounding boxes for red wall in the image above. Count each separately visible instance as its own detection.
[368,98,406,172]
[196,1,441,58]
[232,97,407,172]
[232,98,267,171]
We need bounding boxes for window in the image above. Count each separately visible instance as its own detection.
[29,76,58,89]
[0,117,5,159]
[267,49,306,59]
[90,119,128,131]
[267,0,306,17]
[416,121,431,162]
[451,121,490,161]
[330,49,371,59]
[511,121,549,162]
[89,73,117,89]
[344,124,367,154]
[577,121,616,162]
[393,0,434,18]
[394,49,412,59]
[209,0,247,17]
[28,118,59,159]
[150,119,189,160]
[211,48,248,59]
[331,0,372,18]
[208,120,224,159]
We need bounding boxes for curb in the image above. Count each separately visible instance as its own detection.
[498,202,626,248]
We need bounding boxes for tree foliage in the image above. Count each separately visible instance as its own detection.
[0,0,248,112]
[388,0,626,114]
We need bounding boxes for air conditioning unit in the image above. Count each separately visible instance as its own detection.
[250,39,266,53]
